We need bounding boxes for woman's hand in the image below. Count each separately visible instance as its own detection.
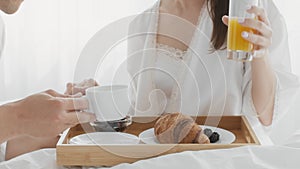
[65,79,99,95]
[222,6,273,59]
[223,6,276,126]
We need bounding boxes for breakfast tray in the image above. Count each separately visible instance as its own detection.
[56,115,260,167]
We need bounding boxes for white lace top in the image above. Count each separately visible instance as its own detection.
[154,43,189,112]
[154,43,187,97]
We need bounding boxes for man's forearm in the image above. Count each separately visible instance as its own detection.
[0,103,20,144]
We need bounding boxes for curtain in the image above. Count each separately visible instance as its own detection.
[273,0,300,76]
[0,0,156,101]
[270,0,300,143]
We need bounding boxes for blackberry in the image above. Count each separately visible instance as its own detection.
[209,132,220,143]
[204,128,213,137]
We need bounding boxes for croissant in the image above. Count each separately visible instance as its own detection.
[154,112,210,144]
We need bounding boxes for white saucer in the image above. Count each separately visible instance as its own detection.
[139,125,236,144]
[70,132,140,145]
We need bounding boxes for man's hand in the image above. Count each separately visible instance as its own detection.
[11,89,96,138]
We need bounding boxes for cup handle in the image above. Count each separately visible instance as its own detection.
[81,96,94,114]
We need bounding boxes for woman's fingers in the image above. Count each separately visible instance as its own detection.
[247,6,270,26]
[64,79,99,95]
[238,18,272,38]
[65,83,83,95]
[235,5,273,53]
[64,83,74,95]
[222,15,229,26]
[241,31,271,48]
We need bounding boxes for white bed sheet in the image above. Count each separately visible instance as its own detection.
[0,145,299,169]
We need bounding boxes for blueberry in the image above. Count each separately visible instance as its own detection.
[204,128,213,137]
[209,132,220,143]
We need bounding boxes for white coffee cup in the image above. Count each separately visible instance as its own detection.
[86,85,130,122]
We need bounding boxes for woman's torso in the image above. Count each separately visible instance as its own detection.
[128,0,246,116]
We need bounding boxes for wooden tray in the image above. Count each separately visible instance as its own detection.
[57,115,260,167]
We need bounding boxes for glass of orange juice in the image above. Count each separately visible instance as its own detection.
[227,0,258,62]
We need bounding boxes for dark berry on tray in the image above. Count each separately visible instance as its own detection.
[209,132,220,143]
[204,128,213,137]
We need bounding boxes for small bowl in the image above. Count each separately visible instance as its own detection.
[69,132,139,145]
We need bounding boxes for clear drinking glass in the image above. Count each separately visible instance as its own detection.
[227,0,258,62]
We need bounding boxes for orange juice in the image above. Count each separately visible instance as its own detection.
[227,18,254,52]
